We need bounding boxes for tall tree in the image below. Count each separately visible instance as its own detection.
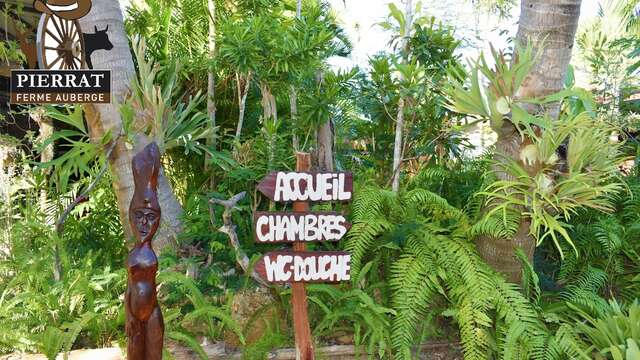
[313,1,337,173]
[314,72,335,172]
[291,0,303,150]
[391,0,414,192]
[476,0,583,282]
[79,1,183,251]
[206,0,217,180]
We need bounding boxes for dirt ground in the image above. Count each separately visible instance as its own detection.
[0,341,462,359]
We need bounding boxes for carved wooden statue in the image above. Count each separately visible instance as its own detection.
[125,142,164,360]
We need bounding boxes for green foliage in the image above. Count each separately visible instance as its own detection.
[126,38,214,156]
[308,281,395,359]
[240,324,287,360]
[0,4,27,65]
[569,300,640,359]
[347,185,567,359]
[543,176,640,311]
[36,106,111,193]
[447,45,625,257]
[3,1,640,359]
[351,17,465,185]
[0,164,126,354]
[159,271,242,359]
[576,0,640,120]
[446,44,537,131]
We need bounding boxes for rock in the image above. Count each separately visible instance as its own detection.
[223,287,287,349]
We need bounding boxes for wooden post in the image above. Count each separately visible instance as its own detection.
[254,155,353,359]
[291,152,314,360]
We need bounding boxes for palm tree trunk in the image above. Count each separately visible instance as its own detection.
[79,1,182,252]
[515,0,583,118]
[0,144,16,258]
[32,107,53,220]
[476,0,582,282]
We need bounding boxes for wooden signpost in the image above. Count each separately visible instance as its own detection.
[255,153,353,360]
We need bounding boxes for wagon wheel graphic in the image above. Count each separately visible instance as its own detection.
[36,13,86,70]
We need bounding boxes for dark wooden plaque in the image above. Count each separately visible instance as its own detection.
[254,251,351,284]
[253,211,351,243]
[257,172,353,202]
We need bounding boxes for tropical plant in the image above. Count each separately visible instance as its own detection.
[568,300,640,360]
[307,275,395,358]
[446,45,625,277]
[346,185,587,359]
[577,0,640,121]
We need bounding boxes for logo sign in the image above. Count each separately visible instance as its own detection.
[254,211,351,243]
[4,0,115,104]
[10,69,111,104]
[257,172,353,202]
[254,251,351,283]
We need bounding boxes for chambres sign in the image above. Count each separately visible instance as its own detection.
[253,211,351,243]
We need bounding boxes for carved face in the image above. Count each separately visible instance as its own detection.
[129,142,162,244]
[132,207,160,242]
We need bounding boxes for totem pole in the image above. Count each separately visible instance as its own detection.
[125,142,164,360]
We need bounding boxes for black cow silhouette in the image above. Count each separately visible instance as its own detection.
[82,25,113,69]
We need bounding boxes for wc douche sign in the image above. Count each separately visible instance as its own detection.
[255,166,353,360]
[254,251,351,283]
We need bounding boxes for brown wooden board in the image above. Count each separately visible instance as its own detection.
[254,251,351,284]
[253,211,351,244]
[257,172,353,203]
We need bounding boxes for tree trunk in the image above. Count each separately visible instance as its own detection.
[291,0,302,151]
[476,0,582,282]
[79,2,182,252]
[235,72,251,141]
[0,143,16,258]
[260,83,277,124]
[315,119,334,172]
[206,0,217,178]
[391,97,404,192]
[32,107,53,220]
[391,0,413,193]
[290,85,299,150]
[515,0,583,117]
[32,107,61,280]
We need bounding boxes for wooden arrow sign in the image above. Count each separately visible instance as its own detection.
[254,251,351,284]
[254,212,351,243]
[257,172,353,202]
